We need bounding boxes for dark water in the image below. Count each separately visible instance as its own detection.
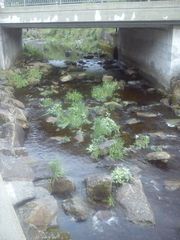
[15,57,180,240]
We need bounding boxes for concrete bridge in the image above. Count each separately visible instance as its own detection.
[0,0,180,88]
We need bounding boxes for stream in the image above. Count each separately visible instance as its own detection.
[14,56,180,240]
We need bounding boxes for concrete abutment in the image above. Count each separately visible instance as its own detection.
[118,26,180,89]
[0,27,22,69]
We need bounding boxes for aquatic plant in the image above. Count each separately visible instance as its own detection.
[134,134,150,149]
[65,90,83,103]
[41,98,53,108]
[49,160,64,183]
[109,138,127,160]
[92,79,119,102]
[92,116,120,140]
[111,167,132,185]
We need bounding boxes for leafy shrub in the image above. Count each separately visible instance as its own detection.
[65,90,83,103]
[92,80,119,102]
[134,134,150,149]
[92,116,119,139]
[49,160,64,183]
[47,103,62,117]
[111,167,132,185]
[109,138,127,160]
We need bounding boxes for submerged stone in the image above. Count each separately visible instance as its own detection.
[164,180,180,191]
[62,197,89,222]
[116,177,155,225]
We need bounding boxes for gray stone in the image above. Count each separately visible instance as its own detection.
[34,186,51,199]
[165,119,180,128]
[126,118,142,125]
[116,177,155,225]
[164,180,180,191]
[32,162,53,181]
[136,112,158,118]
[62,197,89,222]
[146,151,170,163]
[51,177,76,197]
[46,116,57,124]
[85,175,112,202]
[50,136,70,144]
[5,181,35,206]
[11,99,25,109]
[171,80,180,105]
[104,101,123,110]
[0,155,34,181]
[19,195,58,231]
[60,74,73,82]
[74,130,84,143]
[14,107,28,129]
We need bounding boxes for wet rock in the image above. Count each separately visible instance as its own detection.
[126,118,142,125]
[136,112,158,118]
[160,98,170,107]
[19,195,58,231]
[85,175,112,202]
[102,74,113,82]
[165,119,180,128]
[171,80,180,105]
[46,116,57,124]
[51,177,76,197]
[34,179,50,191]
[62,197,89,221]
[123,100,137,107]
[10,123,26,147]
[148,131,177,140]
[5,181,35,206]
[98,139,115,156]
[0,155,34,181]
[50,136,71,144]
[34,186,51,199]
[164,180,180,191]
[146,151,170,163]
[60,74,73,83]
[116,177,155,225]
[11,98,25,109]
[126,68,138,78]
[104,101,123,110]
[14,107,28,129]
[32,162,53,181]
[77,72,87,80]
[74,130,84,143]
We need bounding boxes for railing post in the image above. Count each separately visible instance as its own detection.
[24,0,26,6]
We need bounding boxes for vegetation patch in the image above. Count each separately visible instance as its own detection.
[111,167,132,185]
[49,160,64,184]
[109,138,127,161]
[134,134,150,149]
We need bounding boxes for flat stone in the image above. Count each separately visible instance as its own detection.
[85,175,112,202]
[165,119,180,128]
[146,151,171,163]
[60,74,73,82]
[136,112,158,118]
[126,118,142,125]
[62,197,89,222]
[164,180,180,191]
[18,195,58,231]
[0,155,34,181]
[116,177,155,225]
[5,181,35,206]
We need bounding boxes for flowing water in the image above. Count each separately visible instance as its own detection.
[15,57,180,240]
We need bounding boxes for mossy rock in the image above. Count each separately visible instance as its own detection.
[44,227,71,240]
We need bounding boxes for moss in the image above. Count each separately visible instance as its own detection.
[44,227,71,240]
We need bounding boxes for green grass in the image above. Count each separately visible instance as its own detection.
[49,160,64,183]
[109,138,127,160]
[87,138,102,159]
[134,134,150,149]
[92,79,120,102]
[23,44,45,60]
[111,167,132,185]
[41,98,54,108]
[65,90,83,103]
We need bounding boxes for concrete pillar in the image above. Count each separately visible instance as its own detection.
[118,26,180,89]
[0,27,22,69]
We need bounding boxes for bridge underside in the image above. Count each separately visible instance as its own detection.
[0,1,180,89]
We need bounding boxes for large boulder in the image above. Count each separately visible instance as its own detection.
[5,181,35,206]
[62,197,89,222]
[116,177,155,225]
[51,177,76,197]
[18,195,58,231]
[85,175,112,202]
[146,151,170,163]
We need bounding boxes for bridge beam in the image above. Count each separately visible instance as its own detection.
[0,27,22,69]
[118,26,180,89]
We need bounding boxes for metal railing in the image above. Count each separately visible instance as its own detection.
[3,0,169,7]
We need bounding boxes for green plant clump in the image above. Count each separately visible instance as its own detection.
[92,80,119,102]
[41,98,53,108]
[7,71,28,88]
[134,134,150,149]
[49,160,64,183]
[23,44,44,60]
[109,138,127,160]
[111,167,132,185]
[65,90,83,103]
[92,116,119,140]
[87,138,102,159]
[26,67,43,85]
